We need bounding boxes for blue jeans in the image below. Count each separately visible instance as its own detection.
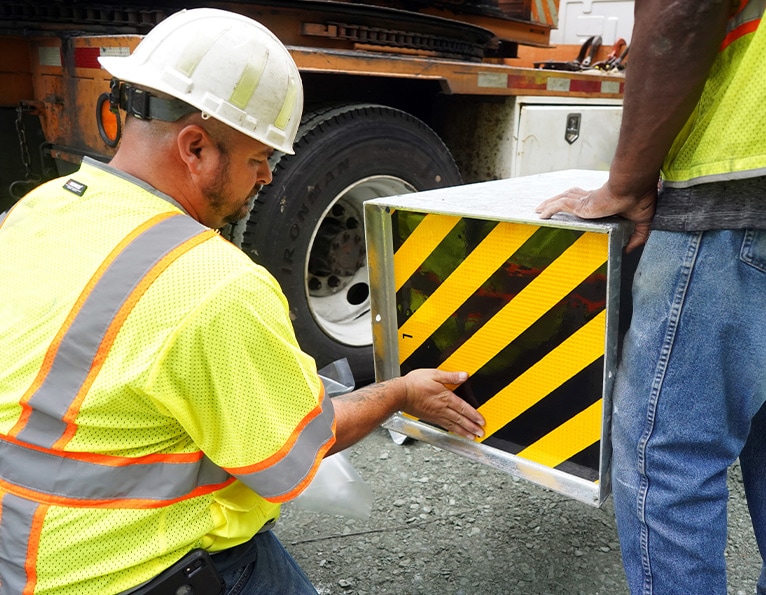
[211,530,317,595]
[612,229,766,594]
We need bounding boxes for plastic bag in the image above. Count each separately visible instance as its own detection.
[292,450,372,519]
[292,359,373,519]
[314,357,356,398]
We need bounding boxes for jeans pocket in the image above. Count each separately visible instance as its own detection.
[220,561,255,595]
[740,229,766,273]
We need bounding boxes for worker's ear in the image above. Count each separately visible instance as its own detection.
[176,124,214,176]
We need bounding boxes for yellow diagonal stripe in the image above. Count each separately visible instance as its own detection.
[476,309,606,440]
[517,398,602,469]
[398,222,538,362]
[442,231,608,375]
[394,214,461,291]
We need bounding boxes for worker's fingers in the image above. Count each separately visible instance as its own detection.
[443,395,486,440]
[536,186,618,220]
[401,369,485,440]
[537,183,657,253]
[418,394,485,440]
[625,222,651,252]
[428,392,486,433]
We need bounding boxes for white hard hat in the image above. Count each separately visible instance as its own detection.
[99,8,303,154]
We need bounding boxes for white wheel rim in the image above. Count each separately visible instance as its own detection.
[305,176,415,347]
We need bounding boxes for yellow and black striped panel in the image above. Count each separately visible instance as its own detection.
[393,210,608,482]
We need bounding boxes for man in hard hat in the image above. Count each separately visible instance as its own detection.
[0,9,485,595]
[537,1,766,593]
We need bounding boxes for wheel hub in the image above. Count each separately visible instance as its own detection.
[310,221,366,278]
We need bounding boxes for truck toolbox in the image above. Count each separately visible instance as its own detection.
[364,169,630,506]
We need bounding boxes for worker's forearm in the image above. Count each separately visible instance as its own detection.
[609,0,732,194]
[327,377,408,455]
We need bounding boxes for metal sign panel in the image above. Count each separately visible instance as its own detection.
[365,169,629,507]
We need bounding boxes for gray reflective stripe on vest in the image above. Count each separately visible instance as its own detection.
[0,438,230,502]
[0,494,39,594]
[727,0,765,34]
[238,389,335,501]
[18,214,207,448]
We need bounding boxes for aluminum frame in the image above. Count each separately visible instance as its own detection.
[364,169,630,507]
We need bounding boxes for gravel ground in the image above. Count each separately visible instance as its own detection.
[275,427,762,595]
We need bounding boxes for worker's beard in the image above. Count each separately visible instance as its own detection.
[203,152,254,228]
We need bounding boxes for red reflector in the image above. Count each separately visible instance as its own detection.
[75,47,102,69]
[569,79,603,94]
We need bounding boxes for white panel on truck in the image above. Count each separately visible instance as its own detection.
[512,97,623,178]
[550,0,634,45]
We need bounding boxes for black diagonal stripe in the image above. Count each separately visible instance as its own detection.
[557,442,601,481]
[391,207,420,247]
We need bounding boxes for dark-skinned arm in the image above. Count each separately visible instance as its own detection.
[537,0,735,251]
[326,368,485,455]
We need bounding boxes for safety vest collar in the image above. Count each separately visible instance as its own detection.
[82,156,191,216]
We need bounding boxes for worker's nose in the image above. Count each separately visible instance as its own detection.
[259,161,273,186]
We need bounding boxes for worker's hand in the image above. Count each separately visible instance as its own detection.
[535,181,656,252]
[400,369,485,440]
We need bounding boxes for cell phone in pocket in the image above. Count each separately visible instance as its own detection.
[129,548,224,595]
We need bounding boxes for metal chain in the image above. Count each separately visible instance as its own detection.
[9,103,42,200]
[15,103,37,182]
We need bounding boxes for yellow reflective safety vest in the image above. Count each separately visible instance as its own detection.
[662,0,766,187]
[0,159,335,594]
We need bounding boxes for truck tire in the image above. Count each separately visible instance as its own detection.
[234,104,462,383]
